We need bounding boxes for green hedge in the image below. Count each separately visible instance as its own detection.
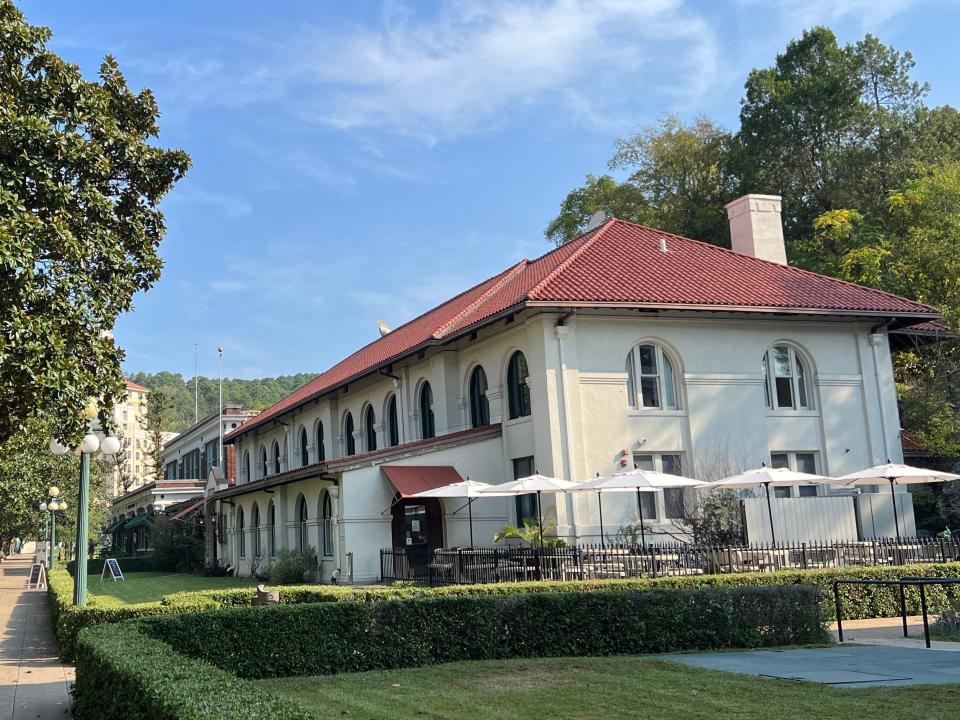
[139,585,826,679]
[73,623,311,720]
[47,569,176,661]
[66,556,156,576]
[52,562,960,661]
[161,562,960,621]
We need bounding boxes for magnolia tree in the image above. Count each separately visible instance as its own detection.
[0,1,189,445]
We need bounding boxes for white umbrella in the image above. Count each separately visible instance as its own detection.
[708,466,830,545]
[411,479,496,548]
[478,474,574,542]
[571,468,706,547]
[835,463,960,540]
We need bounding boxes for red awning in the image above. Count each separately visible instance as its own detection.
[381,466,463,498]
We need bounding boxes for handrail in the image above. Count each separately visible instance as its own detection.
[833,577,960,648]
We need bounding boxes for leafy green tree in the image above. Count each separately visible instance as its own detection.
[545,174,650,245]
[127,371,317,432]
[145,390,174,480]
[0,413,108,545]
[0,1,190,445]
[546,116,735,245]
[733,27,864,238]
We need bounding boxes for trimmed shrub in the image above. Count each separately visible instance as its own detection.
[52,562,960,661]
[47,569,176,661]
[73,623,311,720]
[137,585,827,679]
[265,548,319,584]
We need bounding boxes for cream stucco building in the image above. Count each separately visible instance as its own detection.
[211,195,939,583]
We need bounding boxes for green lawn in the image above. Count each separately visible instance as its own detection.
[256,656,960,720]
[87,572,258,606]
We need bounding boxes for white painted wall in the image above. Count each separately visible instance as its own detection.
[219,309,912,580]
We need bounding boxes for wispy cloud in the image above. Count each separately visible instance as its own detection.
[289,0,720,141]
[168,187,252,219]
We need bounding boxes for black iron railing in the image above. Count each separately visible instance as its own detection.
[380,536,960,585]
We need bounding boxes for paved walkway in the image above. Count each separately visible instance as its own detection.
[0,555,72,719]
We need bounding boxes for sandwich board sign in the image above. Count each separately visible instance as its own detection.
[100,558,124,582]
[27,563,46,590]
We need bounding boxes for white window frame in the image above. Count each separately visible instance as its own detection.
[763,346,811,411]
[632,451,686,520]
[626,344,679,410]
[769,451,820,498]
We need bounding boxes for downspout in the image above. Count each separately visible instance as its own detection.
[869,319,895,463]
[554,311,578,540]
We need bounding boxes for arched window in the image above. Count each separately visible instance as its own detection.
[419,382,435,439]
[267,501,276,556]
[242,451,250,484]
[321,490,334,556]
[344,413,355,455]
[317,421,325,462]
[297,496,309,553]
[763,345,810,410]
[468,366,490,427]
[507,351,531,419]
[386,395,399,447]
[365,406,377,452]
[260,446,268,478]
[625,343,678,410]
[272,440,281,474]
[237,507,246,558]
[300,427,309,466]
[252,504,261,557]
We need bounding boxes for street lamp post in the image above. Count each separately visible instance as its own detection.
[49,404,120,606]
[38,487,66,570]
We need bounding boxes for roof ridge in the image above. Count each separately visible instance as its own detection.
[433,259,529,339]
[606,218,940,314]
[526,219,616,300]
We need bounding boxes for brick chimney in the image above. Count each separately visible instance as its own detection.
[724,194,787,265]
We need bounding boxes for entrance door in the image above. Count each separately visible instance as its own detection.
[391,497,443,579]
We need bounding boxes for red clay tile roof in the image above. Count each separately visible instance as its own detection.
[124,379,150,392]
[229,219,939,440]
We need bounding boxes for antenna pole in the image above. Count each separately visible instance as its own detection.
[194,341,199,424]
[218,347,224,471]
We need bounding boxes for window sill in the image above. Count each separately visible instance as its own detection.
[626,409,687,418]
[503,416,533,429]
[765,410,820,418]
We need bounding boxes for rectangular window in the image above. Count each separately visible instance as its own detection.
[512,456,537,523]
[664,488,685,519]
[631,452,685,521]
[770,451,820,497]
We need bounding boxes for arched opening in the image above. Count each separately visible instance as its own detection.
[507,351,531,419]
[321,490,334,556]
[267,501,276,556]
[300,427,309,466]
[242,451,250,484]
[386,395,399,446]
[260,446,268,478]
[763,345,811,410]
[419,382,435,439]
[296,495,309,553]
[468,366,490,427]
[272,440,281,474]
[317,421,325,462]
[625,342,679,410]
[251,503,261,557]
[237,507,246,558]
[365,406,377,452]
[344,413,356,456]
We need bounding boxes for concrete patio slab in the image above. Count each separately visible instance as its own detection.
[662,645,960,687]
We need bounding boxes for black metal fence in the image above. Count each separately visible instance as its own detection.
[380,536,960,585]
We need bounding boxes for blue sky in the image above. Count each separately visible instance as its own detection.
[27,0,960,380]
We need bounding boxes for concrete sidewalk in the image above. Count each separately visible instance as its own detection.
[0,555,73,719]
